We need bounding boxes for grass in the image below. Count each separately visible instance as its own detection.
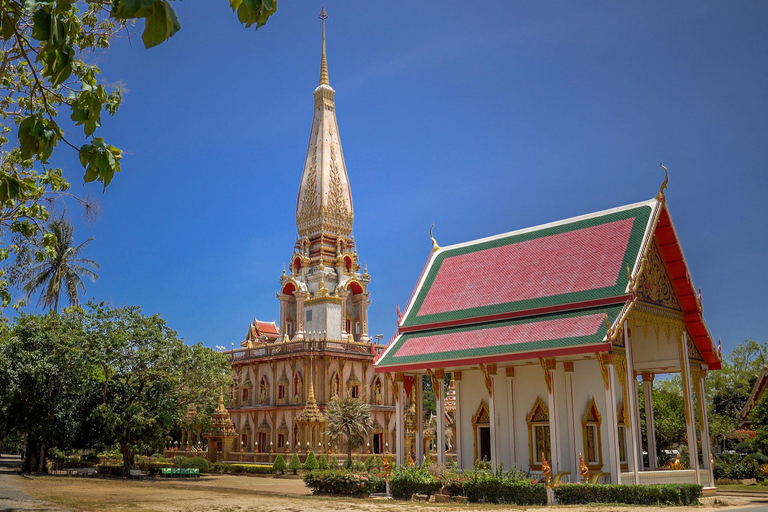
[718,484,768,492]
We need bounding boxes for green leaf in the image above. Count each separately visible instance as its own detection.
[79,138,122,190]
[31,8,51,41]
[112,0,157,20]
[1,11,18,41]
[18,116,60,163]
[141,0,180,49]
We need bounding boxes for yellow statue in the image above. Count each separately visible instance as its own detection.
[382,455,391,481]
[579,453,590,483]
[541,453,552,488]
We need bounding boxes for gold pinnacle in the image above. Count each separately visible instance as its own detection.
[319,8,329,86]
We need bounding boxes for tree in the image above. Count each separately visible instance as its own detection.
[325,396,372,468]
[272,454,287,474]
[16,217,99,311]
[0,310,95,472]
[638,377,687,457]
[288,452,301,475]
[303,450,318,472]
[0,1,277,307]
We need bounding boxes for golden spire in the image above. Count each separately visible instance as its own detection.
[657,161,669,200]
[319,7,329,86]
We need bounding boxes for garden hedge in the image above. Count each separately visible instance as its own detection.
[553,483,702,505]
[228,463,274,474]
[303,470,384,496]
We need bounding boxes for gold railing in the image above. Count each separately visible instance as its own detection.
[226,340,388,361]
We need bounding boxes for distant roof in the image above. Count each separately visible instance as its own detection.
[376,197,720,372]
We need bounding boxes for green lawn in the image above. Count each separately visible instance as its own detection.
[718,484,768,492]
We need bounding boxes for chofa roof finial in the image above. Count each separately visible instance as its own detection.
[657,161,669,200]
[429,223,440,252]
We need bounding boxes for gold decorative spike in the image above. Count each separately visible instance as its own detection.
[626,265,635,290]
[539,358,552,394]
[281,264,287,278]
[318,8,329,86]
[596,353,610,390]
[429,223,440,252]
[657,161,669,200]
[478,364,493,398]
[541,454,552,488]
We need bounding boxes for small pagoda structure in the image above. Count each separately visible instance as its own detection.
[204,389,237,463]
[181,403,202,450]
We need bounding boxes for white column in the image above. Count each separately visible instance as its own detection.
[436,369,446,465]
[416,375,424,465]
[564,362,579,480]
[623,322,641,484]
[604,357,622,484]
[698,370,714,487]
[487,366,498,468]
[455,372,463,469]
[506,367,517,469]
[680,332,701,483]
[642,373,658,470]
[395,375,405,467]
[545,359,561,474]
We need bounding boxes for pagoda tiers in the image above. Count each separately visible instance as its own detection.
[225,10,395,462]
[375,183,722,489]
[204,390,238,463]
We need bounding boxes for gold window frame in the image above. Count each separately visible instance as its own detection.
[581,396,603,469]
[472,400,490,464]
[526,396,550,470]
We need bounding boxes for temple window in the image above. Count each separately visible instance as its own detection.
[242,388,249,402]
[286,322,293,336]
[582,397,603,468]
[527,397,551,469]
[229,384,234,401]
[472,400,491,464]
[277,434,285,448]
[617,402,628,468]
[278,385,286,400]
[331,372,341,397]
[241,434,248,450]
[355,322,361,335]
[350,385,359,398]
[345,319,351,334]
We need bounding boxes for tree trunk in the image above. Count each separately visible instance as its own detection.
[38,442,46,473]
[346,438,353,469]
[121,442,135,476]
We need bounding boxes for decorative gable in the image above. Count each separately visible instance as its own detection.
[635,242,681,311]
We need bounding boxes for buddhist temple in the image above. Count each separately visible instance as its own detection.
[224,9,395,461]
[375,177,721,490]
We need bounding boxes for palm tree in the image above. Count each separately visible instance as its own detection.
[20,217,100,311]
[325,396,372,468]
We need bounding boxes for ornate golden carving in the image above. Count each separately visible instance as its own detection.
[526,397,550,470]
[629,305,684,345]
[299,132,320,220]
[596,353,610,390]
[688,336,704,362]
[582,397,603,469]
[326,125,349,218]
[539,358,552,394]
[612,352,630,431]
[479,364,493,398]
[429,223,440,252]
[635,242,681,310]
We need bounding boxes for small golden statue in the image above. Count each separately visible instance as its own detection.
[541,453,552,488]
[407,452,415,467]
[579,453,590,483]
[382,455,392,481]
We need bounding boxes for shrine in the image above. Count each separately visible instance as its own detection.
[223,9,395,462]
[375,176,721,489]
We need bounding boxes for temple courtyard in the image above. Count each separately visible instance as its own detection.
[1,469,767,512]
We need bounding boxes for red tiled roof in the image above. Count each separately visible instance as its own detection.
[419,218,635,317]
[256,321,278,335]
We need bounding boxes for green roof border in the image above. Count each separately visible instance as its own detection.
[402,205,652,328]
[378,305,625,368]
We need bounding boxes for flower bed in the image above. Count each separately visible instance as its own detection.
[303,470,384,496]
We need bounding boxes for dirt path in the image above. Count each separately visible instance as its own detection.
[2,473,762,512]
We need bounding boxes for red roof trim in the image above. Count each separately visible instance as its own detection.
[656,206,721,370]
[374,342,611,374]
[398,295,630,334]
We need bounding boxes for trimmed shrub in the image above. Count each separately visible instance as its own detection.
[317,454,329,470]
[182,457,209,473]
[303,470,383,496]
[736,440,755,454]
[228,463,274,474]
[273,455,287,474]
[210,462,230,474]
[748,452,768,464]
[96,464,124,477]
[389,466,442,499]
[554,483,702,505]
[328,456,339,469]
[288,453,302,475]
[304,451,318,472]
[443,469,545,504]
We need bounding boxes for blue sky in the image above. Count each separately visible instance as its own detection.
[42,2,767,357]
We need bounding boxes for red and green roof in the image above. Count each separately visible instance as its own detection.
[400,202,653,330]
[376,306,622,370]
[376,198,721,372]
